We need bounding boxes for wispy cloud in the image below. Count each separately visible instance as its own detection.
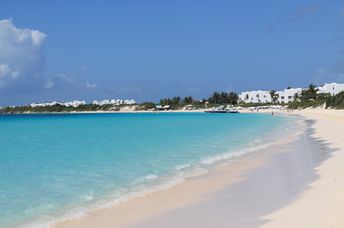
[266,17,282,34]
[110,85,142,95]
[266,4,318,34]
[290,4,318,21]
[44,71,97,92]
[85,82,97,89]
[297,4,318,15]
[44,73,72,89]
[266,25,275,34]
[332,35,344,42]
[312,60,344,84]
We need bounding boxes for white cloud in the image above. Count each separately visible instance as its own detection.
[0,19,47,89]
[80,65,87,72]
[44,72,97,92]
[0,19,99,105]
[0,64,18,79]
[44,73,73,89]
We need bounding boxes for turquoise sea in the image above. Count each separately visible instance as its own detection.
[0,112,291,227]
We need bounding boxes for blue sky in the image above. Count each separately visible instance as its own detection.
[0,0,344,105]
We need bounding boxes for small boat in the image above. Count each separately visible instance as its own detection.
[205,110,228,113]
[204,107,239,114]
[226,110,239,113]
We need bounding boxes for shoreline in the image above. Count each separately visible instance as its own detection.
[52,113,308,228]
[0,106,285,115]
[31,109,343,227]
[0,110,205,115]
[262,109,344,227]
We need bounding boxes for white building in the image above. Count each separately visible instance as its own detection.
[276,88,303,103]
[63,100,86,107]
[239,88,303,104]
[317,83,344,96]
[30,100,86,108]
[238,83,344,104]
[92,99,136,106]
[92,100,110,105]
[239,90,272,103]
[30,101,59,107]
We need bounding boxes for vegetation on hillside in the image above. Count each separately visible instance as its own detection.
[207,92,238,105]
[158,92,239,109]
[269,90,279,103]
[299,83,318,101]
[2,84,344,114]
[326,91,344,109]
[0,104,123,114]
[139,102,156,110]
[287,84,340,109]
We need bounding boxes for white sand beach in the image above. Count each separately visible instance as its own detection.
[54,109,344,228]
[262,109,344,227]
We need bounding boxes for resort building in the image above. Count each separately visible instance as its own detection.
[92,99,136,106]
[239,82,344,104]
[30,100,86,108]
[276,88,303,103]
[239,90,272,103]
[63,100,87,107]
[317,83,344,96]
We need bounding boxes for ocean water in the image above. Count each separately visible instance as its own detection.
[0,112,291,227]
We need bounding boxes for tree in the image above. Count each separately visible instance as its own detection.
[326,91,344,108]
[300,83,318,101]
[160,98,172,106]
[293,93,300,101]
[171,96,181,106]
[159,96,181,109]
[269,90,279,103]
[227,92,239,105]
[140,102,156,110]
[207,91,238,105]
[245,94,249,100]
[207,92,220,104]
[183,96,193,104]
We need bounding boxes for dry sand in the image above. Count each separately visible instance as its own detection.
[262,109,344,228]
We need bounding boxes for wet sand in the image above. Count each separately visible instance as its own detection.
[53,111,335,228]
[54,110,344,228]
[127,120,330,228]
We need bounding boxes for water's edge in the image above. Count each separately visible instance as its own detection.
[26,114,302,228]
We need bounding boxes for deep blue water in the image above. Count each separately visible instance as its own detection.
[0,112,290,227]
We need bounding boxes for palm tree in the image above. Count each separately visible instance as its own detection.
[227,92,239,105]
[269,90,279,103]
[171,96,181,106]
[300,83,318,101]
[293,93,300,101]
[183,96,193,104]
[308,83,319,96]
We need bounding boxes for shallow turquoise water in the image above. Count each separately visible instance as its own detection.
[0,112,289,227]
